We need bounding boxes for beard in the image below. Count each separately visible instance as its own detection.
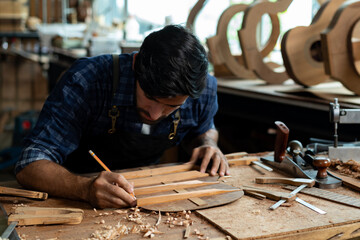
[136,107,167,125]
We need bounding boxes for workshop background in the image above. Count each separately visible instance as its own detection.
[1,0,360,181]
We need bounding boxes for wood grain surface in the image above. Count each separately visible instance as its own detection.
[196,165,360,240]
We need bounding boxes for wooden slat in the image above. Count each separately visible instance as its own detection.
[134,180,218,196]
[119,163,197,180]
[137,188,240,207]
[0,186,48,200]
[131,171,209,188]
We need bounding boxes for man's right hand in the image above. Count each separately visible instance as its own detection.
[88,171,137,209]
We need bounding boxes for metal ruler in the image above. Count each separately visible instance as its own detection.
[284,185,360,209]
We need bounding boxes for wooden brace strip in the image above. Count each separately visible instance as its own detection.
[137,188,240,206]
[134,180,218,196]
[131,171,209,188]
[118,163,197,179]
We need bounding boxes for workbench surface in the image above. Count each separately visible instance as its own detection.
[1,160,360,240]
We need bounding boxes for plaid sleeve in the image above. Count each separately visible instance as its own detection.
[15,61,95,174]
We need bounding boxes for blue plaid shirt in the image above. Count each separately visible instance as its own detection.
[15,52,218,174]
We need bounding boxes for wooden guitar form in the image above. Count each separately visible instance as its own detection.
[239,0,293,84]
[281,0,345,87]
[186,0,208,32]
[321,1,360,95]
[207,3,280,79]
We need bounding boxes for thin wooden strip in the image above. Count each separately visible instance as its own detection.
[184,225,191,239]
[118,164,197,179]
[228,157,259,166]
[134,180,218,196]
[0,186,48,200]
[328,170,360,192]
[137,188,240,206]
[174,188,207,206]
[224,152,248,160]
[131,171,209,188]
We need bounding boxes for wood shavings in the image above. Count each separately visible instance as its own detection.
[330,159,360,179]
[165,210,194,227]
[155,211,161,226]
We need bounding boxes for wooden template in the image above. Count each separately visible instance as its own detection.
[321,1,360,95]
[186,0,207,32]
[8,207,84,226]
[131,170,209,187]
[238,0,292,84]
[281,0,345,86]
[207,4,258,79]
[0,186,48,200]
[117,163,197,180]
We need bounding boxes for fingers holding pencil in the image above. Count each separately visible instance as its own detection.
[88,150,137,208]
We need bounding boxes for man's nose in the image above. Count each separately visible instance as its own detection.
[149,103,164,120]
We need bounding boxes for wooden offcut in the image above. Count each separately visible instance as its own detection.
[8,207,84,226]
[0,186,48,200]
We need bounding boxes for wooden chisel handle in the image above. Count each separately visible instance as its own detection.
[255,177,315,187]
[274,121,289,163]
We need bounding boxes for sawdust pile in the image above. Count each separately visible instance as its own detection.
[330,159,360,179]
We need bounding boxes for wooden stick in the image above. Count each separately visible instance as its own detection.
[242,186,296,202]
[255,177,315,187]
[0,186,48,200]
[119,163,197,180]
[225,152,248,160]
[228,157,259,166]
[134,180,218,195]
[131,171,209,188]
[137,188,240,206]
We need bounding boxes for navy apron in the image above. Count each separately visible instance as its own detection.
[64,54,180,173]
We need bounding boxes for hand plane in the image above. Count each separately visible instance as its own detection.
[261,121,342,189]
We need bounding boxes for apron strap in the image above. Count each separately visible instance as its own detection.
[112,54,119,97]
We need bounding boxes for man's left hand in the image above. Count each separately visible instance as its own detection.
[189,145,229,176]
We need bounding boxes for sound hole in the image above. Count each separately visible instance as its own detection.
[310,40,323,62]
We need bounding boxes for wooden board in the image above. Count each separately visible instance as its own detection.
[196,165,360,240]
[138,176,243,212]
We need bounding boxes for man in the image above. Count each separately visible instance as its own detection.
[15,25,229,209]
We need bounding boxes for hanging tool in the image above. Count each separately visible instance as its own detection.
[255,177,326,214]
[260,121,342,189]
[329,98,360,161]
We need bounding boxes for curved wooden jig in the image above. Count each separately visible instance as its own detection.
[186,0,208,32]
[321,1,360,95]
[239,0,293,84]
[207,3,280,79]
[281,0,345,87]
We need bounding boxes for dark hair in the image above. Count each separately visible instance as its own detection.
[134,24,208,98]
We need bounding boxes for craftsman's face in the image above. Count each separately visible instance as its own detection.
[135,81,188,125]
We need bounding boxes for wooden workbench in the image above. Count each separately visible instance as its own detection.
[1,161,360,240]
